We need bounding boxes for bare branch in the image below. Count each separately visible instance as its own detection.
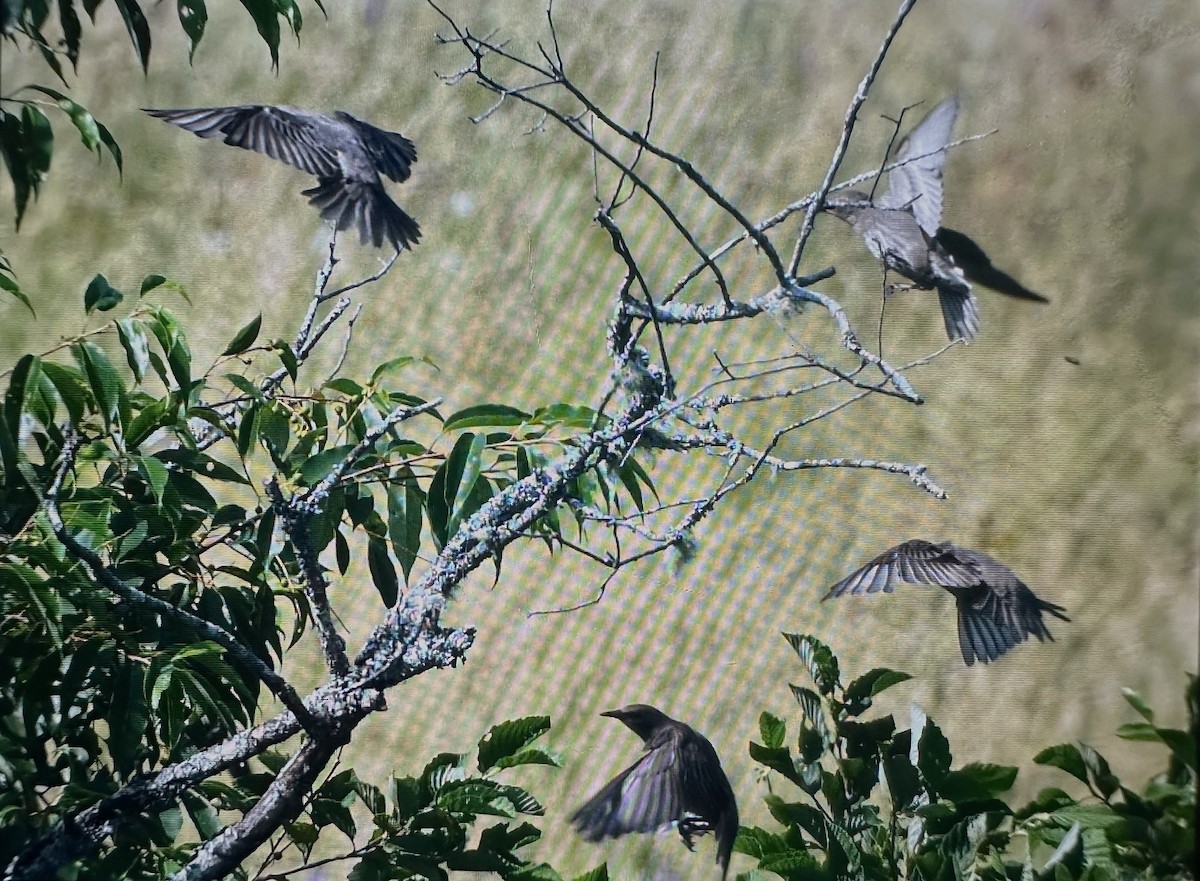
[788,0,920,275]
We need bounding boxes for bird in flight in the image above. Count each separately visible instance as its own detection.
[823,539,1070,665]
[825,97,1048,341]
[145,105,421,252]
[570,704,739,880]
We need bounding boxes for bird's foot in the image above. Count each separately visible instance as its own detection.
[884,282,917,299]
[677,813,713,851]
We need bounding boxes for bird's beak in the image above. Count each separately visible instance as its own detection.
[600,709,621,719]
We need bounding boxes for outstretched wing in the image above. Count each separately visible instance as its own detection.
[955,567,1071,665]
[935,227,1050,303]
[881,96,959,236]
[823,539,983,599]
[336,111,417,183]
[678,735,739,878]
[145,105,340,177]
[570,742,684,841]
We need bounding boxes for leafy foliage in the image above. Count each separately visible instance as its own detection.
[739,634,1197,881]
[0,239,656,875]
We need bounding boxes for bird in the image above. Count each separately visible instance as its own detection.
[570,704,739,880]
[824,97,1048,341]
[145,105,421,251]
[822,539,1070,666]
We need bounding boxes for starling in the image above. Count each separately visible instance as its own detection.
[570,704,739,880]
[823,539,1070,666]
[825,97,1047,341]
[145,105,421,251]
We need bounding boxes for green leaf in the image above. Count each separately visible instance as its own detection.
[113,0,152,71]
[0,263,35,315]
[758,849,823,875]
[788,685,826,738]
[748,741,803,788]
[1120,687,1155,723]
[1,107,54,227]
[938,762,1018,802]
[882,739,922,810]
[529,403,601,428]
[25,86,121,173]
[1014,786,1076,820]
[366,535,398,607]
[74,341,126,429]
[759,712,786,750]
[782,632,839,696]
[447,432,486,536]
[84,273,123,312]
[116,317,150,382]
[140,274,167,296]
[221,313,262,356]
[1034,743,1089,785]
[370,354,436,383]
[763,795,825,838]
[297,444,355,485]
[1114,722,1161,742]
[9,566,63,648]
[272,340,298,383]
[59,0,83,69]
[1156,727,1196,771]
[490,747,562,772]
[478,716,551,774]
[137,454,169,505]
[40,361,90,424]
[443,404,531,431]
[387,470,423,583]
[177,0,208,60]
[918,717,952,788]
[181,789,221,840]
[1050,803,1123,829]
[1078,744,1119,798]
[844,667,912,713]
[237,0,282,68]
[107,657,149,779]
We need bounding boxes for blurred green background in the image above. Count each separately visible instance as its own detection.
[2,0,1197,876]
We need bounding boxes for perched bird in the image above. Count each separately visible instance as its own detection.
[823,539,1070,666]
[570,704,738,880]
[145,105,421,251]
[824,97,1047,341]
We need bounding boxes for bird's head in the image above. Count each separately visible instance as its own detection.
[602,704,674,742]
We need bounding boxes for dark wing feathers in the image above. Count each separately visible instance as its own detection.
[570,743,683,841]
[571,722,737,879]
[336,111,417,183]
[935,227,1050,303]
[145,105,340,177]
[881,96,960,236]
[823,539,980,599]
[826,540,1069,665]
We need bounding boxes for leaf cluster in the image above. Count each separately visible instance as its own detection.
[0,264,657,876]
[737,634,1197,881]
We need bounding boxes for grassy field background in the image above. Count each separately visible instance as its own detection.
[2,0,1197,876]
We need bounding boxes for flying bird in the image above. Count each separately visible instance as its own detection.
[823,539,1070,666]
[570,704,738,880]
[145,105,421,251]
[825,97,1048,341]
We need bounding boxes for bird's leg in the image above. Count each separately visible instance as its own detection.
[885,282,919,298]
[677,813,714,851]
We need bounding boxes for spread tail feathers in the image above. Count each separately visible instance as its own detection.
[302,178,421,251]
